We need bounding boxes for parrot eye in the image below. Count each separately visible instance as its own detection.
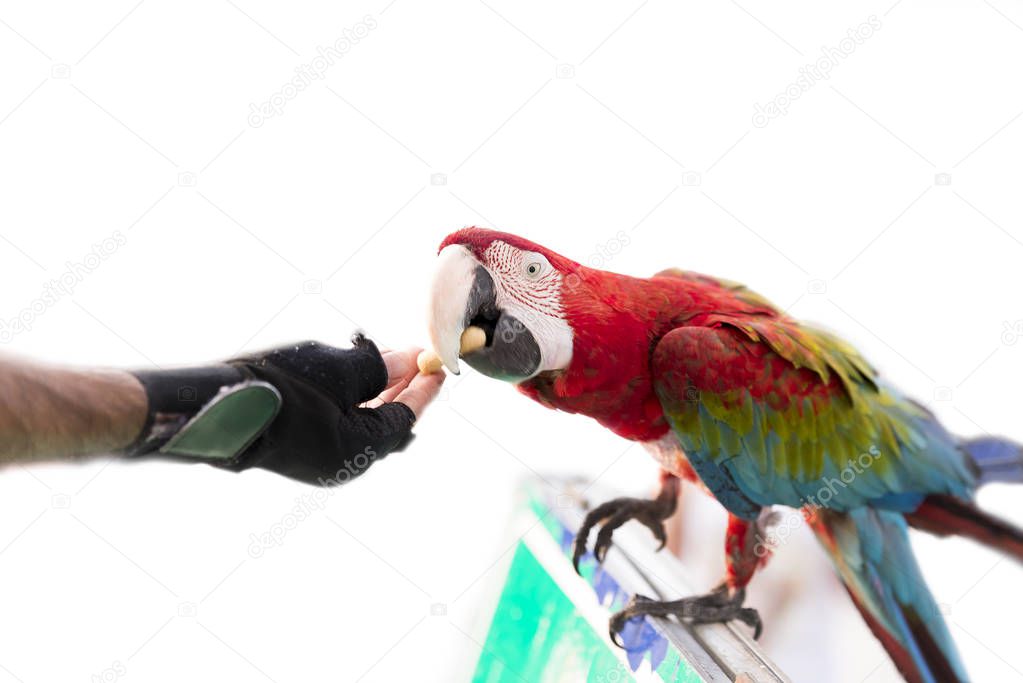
[522,254,549,280]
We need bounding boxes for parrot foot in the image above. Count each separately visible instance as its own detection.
[608,586,763,645]
[572,490,677,574]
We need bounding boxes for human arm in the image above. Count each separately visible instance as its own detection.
[0,354,146,464]
[0,336,445,483]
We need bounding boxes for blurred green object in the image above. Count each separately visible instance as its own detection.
[160,382,280,461]
[473,541,636,683]
[471,482,787,683]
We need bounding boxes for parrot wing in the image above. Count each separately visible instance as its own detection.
[650,319,976,516]
[810,507,968,683]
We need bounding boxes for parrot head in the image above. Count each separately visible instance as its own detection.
[426,227,715,441]
[426,228,581,381]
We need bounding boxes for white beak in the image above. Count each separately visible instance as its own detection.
[426,245,482,374]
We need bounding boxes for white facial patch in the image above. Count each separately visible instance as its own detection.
[483,241,574,376]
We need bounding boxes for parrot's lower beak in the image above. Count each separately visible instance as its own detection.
[427,245,541,381]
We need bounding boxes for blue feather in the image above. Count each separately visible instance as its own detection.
[963,436,1023,484]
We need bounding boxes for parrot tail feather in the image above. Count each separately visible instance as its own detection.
[845,588,964,683]
[964,436,1023,484]
[809,508,968,683]
[907,494,1023,564]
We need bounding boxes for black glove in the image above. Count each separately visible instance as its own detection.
[127,335,416,485]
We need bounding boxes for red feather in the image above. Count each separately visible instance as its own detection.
[519,263,777,441]
[441,228,798,441]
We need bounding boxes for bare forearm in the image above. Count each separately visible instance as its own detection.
[0,355,146,464]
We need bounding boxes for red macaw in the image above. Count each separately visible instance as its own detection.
[426,227,1023,683]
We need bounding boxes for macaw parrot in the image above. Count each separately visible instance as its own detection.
[426,227,1023,683]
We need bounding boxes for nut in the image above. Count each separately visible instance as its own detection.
[459,325,486,355]
[417,350,444,374]
[417,326,487,374]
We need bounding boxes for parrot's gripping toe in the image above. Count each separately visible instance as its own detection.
[571,493,677,574]
[608,586,763,647]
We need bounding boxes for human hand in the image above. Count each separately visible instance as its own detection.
[228,335,446,484]
[373,346,446,418]
[128,335,446,485]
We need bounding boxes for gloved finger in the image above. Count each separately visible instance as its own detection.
[343,402,417,460]
[341,333,391,405]
[238,336,390,407]
[381,347,422,391]
[392,370,445,419]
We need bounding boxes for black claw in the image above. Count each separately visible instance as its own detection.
[571,538,586,574]
[607,588,763,648]
[572,500,623,574]
[608,594,654,646]
[736,608,763,639]
[647,521,667,551]
[608,616,626,647]
[636,509,665,537]
[594,527,616,563]
[570,494,678,577]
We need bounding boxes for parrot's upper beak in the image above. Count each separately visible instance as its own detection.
[426,245,542,381]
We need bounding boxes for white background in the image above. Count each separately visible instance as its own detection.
[2,1,1023,681]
